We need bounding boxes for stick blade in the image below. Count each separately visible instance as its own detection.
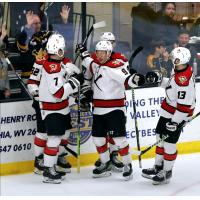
[93,21,106,29]
[131,149,141,156]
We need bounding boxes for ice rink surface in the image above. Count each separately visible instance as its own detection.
[1,153,200,196]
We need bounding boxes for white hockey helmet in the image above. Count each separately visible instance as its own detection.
[100,32,115,42]
[46,33,65,57]
[170,47,191,65]
[95,40,113,53]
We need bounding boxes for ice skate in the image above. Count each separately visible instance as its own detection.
[56,153,71,173]
[123,163,133,181]
[142,164,163,180]
[152,170,172,185]
[43,166,62,184]
[93,161,112,178]
[94,158,102,167]
[110,151,124,172]
[34,155,45,175]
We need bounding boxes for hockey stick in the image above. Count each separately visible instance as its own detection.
[5,57,33,99]
[131,89,142,168]
[64,146,78,158]
[129,46,143,68]
[132,111,200,156]
[129,46,143,168]
[77,86,81,173]
[73,20,106,64]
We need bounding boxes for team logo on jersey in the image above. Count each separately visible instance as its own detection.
[178,75,187,84]
[112,60,120,66]
[68,104,92,146]
[49,64,57,72]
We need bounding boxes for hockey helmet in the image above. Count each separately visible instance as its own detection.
[170,47,191,65]
[46,33,65,57]
[100,32,115,42]
[95,40,113,53]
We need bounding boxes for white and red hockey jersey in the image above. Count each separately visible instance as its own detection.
[160,65,196,123]
[27,58,43,101]
[82,56,136,115]
[28,55,80,119]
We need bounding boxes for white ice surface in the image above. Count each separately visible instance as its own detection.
[1,153,200,196]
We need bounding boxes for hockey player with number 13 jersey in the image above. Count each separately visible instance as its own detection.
[142,47,196,185]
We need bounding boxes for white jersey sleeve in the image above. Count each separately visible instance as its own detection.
[27,60,43,99]
[160,77,170,88]
[107,62,130,84]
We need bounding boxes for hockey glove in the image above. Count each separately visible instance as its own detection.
[68,75,80,90]
[70,73,84,86]
[146,71,161,83]
[75,44,90,59]
[128,73,145,87]
[166,121,178,132]
[80,85,93,104]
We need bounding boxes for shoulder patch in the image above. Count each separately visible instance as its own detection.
[104,59,124,68]
[175,66,193,86]
[111,52,128,62]
[43,61,61,74]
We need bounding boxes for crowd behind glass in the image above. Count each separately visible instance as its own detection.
[1,2,200,101]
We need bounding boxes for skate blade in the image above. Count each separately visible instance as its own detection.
[34,168,43,175]
[61,175,66,181]
[56,165,71,173]
[152,179,170,185]
[123,174,133,181]
[141,173,153,180]
[43,177,61,184]
[92,171,112,178]
[111,165,123,173]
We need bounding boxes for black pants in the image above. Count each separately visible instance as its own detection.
[156,116,185,144]
[92,110,126,138]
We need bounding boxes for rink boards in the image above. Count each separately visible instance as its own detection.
[1,84,200,175]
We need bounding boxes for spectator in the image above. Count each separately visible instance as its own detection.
[0,23,9,50]
[0,42,10,100]
[9,11,49,80]
[168,29,198,71]
[39,4,70,30]
[147,40,173,77]
[10,5,71,81]
[190,15,200,37]
[131,3,157,76]
[131,2,157,53]
[154,2,180,46]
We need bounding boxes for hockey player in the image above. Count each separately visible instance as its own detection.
[27,54,75,175]
[142,47,196,185]
[83,32,135,172]
[31,33,83,184]
[76,40,145,180]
